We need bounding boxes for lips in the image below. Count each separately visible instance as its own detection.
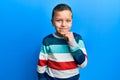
[59,28,69,30]
[59,29,68,32]
[56,27,70,35]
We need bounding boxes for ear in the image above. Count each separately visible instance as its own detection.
[51,19,55,27]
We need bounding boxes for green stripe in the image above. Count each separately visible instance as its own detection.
[41,40,85,54]
[70,46,80,52]
[78,40,85,48]
[41,45,49,54]
[49,45,70,53]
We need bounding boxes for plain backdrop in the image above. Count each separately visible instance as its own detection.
[0,0,120,80]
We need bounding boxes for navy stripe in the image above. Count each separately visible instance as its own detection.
[71,49,85,65]
[37,72,47,79]
[42,33,82,46]
[42,34,68,46]
[73,32,82,43]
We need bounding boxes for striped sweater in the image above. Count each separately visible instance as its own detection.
[37,32,88,80]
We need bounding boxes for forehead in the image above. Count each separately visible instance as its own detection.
[54,10,72,18]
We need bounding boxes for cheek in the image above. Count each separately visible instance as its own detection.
[53,23,61,30]
[54,23,61,28]
[68,24,72,28]
[69,22,72,26]
[52,21,57,25]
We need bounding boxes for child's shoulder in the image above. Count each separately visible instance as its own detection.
[73,32,82,40]
[42,34,54,45]
[43,34,53,41]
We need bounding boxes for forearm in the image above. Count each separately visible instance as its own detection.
[68,39,88,67]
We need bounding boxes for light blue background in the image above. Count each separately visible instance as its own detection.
[0,0,120,80]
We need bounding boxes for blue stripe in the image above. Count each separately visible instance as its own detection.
[42,33,82,46]
[73,32,82,43]
[38,72,47,80]
[42,34,68,46]
[71,49,85,65]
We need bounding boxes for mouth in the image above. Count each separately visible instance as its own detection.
[58,29,69,35]
[59,28,69,31]
[56,27,70,35]
[59,29,68,32]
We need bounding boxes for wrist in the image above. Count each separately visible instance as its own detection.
[68,39,78,49]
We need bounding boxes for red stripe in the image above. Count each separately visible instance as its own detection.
[84,54,88,60]
[38,60,47,66]
[48,60,77,70]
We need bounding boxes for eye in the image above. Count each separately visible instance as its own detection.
[56,20,62,22]
[66,20,71,23]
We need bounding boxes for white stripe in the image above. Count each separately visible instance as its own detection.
[52,33,64,39]
[37,65,46,73]
[48,53,74,62]
[78,48,88,68]
[39,52,48,60]
[46,67,79,78]
[80,48,87,55]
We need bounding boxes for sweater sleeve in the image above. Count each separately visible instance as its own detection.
[37,43,49,80]
[68,38,88,68]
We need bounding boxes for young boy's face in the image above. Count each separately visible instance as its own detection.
[52,10,72,36]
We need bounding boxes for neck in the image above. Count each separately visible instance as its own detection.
[55,32,63,37]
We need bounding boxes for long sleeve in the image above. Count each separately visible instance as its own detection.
[68,36,88,68]
[37,44,49,80]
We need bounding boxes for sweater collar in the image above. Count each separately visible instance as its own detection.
[52,33,64,39]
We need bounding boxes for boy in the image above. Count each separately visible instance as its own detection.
[37,3,88,80]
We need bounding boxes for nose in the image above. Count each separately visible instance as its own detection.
[61,21,66,27]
